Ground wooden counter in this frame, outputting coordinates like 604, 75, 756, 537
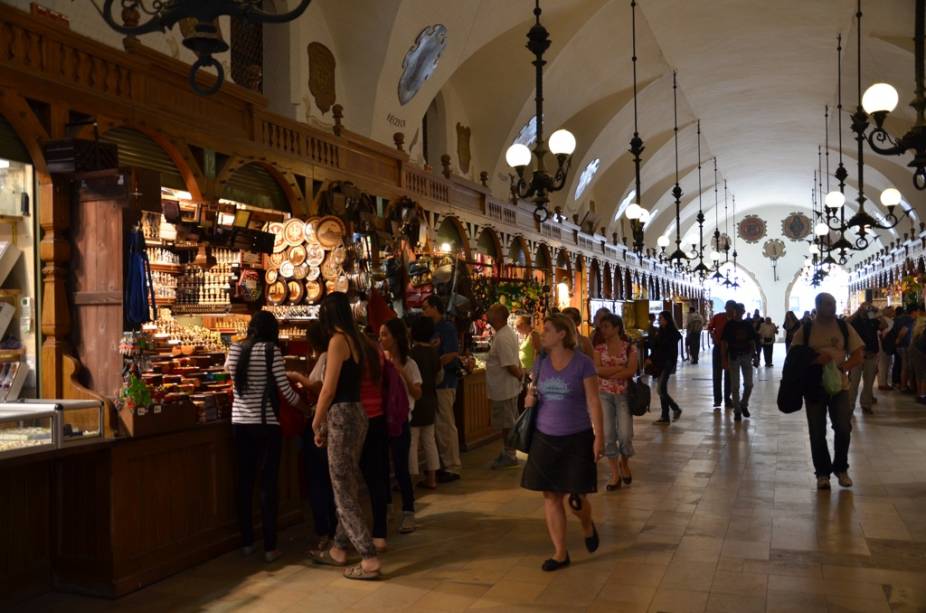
453, 369, 500, 451
0, 423, 303, 605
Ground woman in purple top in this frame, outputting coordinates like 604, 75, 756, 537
522, 313, 604, 572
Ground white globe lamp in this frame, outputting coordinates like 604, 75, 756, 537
548, 129, 577, 156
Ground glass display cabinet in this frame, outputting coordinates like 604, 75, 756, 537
0, 402, 56, 459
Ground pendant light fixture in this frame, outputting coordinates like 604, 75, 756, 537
506, 0, 578, 224
691, 121, 710, 278
722, 180, 733, 287
825, 34, 854, 264
860, 0, 926, 190
668, 71, 690, 268
710, 157, 724, 280
624, 0, 650, 253
730, 193, 740, 288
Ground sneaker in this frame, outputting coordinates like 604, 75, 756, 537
713, 402, 721, 409
835, 472, 853, 487
817, 476, 831, 490
742, 407, 751, 418
398, 511, 417, 534
491, 454, 519, 469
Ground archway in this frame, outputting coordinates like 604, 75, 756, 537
506, 236, 531, 280
534, 243, 552, 285
436, 215, 469, 258
706, 263, 768, 316
785, 266, 852, 317
474, 227, 501, 277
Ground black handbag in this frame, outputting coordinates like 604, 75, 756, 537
626, 376, 651, 417
507, 354, 544, 453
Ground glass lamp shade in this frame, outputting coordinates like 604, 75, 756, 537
710, 250, 721, 261
814, 222, 829, 237
824, 190, 846, 209
809, 244, 820, 255
862, 82, 899, 114
657, 235, 670, 248
637, 209, 651, 224
880, 187, 902, 207
548, 129, 577, 155
505, 143, 532, 168
625, 203, 643, 220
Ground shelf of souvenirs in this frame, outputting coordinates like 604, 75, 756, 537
262, 305, 321, 323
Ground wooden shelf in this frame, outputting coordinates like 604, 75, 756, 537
0, 347, 26, 362
150, 263, 181, 273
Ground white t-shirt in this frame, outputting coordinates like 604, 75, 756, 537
399, 357, 423, 415
486, 325, 522, 401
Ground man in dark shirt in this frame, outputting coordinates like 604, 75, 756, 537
708, 300, 736, 409
722, 303, 758, 420
423, 295, 462, 482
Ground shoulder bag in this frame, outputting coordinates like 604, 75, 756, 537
508, 353, 544, 453
622, 341, 651, 416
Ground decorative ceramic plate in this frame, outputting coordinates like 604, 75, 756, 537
267, 280, 287, 305
306, 280, 324, 304
287, 280, 305, 304
279, 260, 295, 279
316, 217, 345, 249
270, 252, 285, 267
293, 263, 309, 280
334, 275, 349, 293
306, 243, 325, 267
782, 212, 813, 241
304, 218, 319, 243
282, 218, 305, 247
269, 222, 286, 253
307, 266, 321, 281
265, 269, 278, 285
321, 256, 340, 281
329, 244, 347, 266
288, 244, 307, 266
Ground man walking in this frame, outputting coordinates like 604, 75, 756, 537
423, 295, 463, 483
848, 302, 879, 414
685, 305, 704, 365
708, 300, 736, 409
721, 303, 758, 421
789, 293, 863, 490
485, 304, 523, 469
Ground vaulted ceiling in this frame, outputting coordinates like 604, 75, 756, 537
299, 0, 922, 280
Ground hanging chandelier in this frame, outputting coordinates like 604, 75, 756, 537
729, 193, 740, 288
860, 0, 926, 190
97, 0, 312, 95
823, 1, 909, 249
668, 71, 690, 269
506, 0, 577, 224
623, 0, 650, 253
691, 120, 710, 278
710, 158, 724, 280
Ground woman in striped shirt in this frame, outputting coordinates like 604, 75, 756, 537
224, 310, 306, 563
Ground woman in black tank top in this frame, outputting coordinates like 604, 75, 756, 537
310, 293, 381, 580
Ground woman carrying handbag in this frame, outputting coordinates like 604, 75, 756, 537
520, 313, 605, 572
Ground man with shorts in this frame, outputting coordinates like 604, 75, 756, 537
485, 304, 524, 469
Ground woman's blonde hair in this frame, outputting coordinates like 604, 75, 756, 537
544, 313, 577, 349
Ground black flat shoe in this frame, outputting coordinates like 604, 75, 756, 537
542, 554, 571, 572
585, 525, 599, 553
606, 481, 622, 492
672, 409, 682, 420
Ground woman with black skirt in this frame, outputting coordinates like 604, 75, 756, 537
651, 310, 683, 424
522, 313, 604, 572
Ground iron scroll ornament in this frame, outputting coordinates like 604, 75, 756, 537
398, 25, 448, 106
97, 0, 312, 95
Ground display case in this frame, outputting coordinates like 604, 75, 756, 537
42, 399, 104, 447
0, 402, 56, 459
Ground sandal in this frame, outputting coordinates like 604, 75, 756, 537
343, 564, 381, 581
309, 548, 348, 567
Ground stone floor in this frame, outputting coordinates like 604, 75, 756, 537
23, 344, 926, 612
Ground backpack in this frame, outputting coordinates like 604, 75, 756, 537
382, 360, 411, 438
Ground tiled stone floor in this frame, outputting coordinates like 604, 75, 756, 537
23, 345, 926, 612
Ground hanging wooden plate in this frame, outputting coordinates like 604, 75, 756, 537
267, 280, 287, 305
293, 263, 309, 280
282, 218, 305, 247
307, 266, 321, 281
265, 269, 278, 285
270, 251, 285, 267
329, 244, 347, 266
287, 280, 305, 304
306, 280, 324, 304
269, 222, 286, 253
279, 260, 295, 279
334, 275, 349, 293
321, 256, 340, 281
306, 243, 325, 267
316, 216, 346, 249
304, 217, 319, 243
288, 244, 307, 266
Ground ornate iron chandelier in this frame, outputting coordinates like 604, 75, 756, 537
506, 0, 577, 224
691, 120, 710, 278
667, 71, 690, 269
623, 0, 650, 253
710, 158, 724, 280
97, 0, 311, 95
860, 0, 926, 190
823, 1, 909, 249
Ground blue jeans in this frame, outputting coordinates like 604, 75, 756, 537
727, 353, 754, 416
599, 391, 634, 458
657, 370, 680, 420
805, 391, 852, 476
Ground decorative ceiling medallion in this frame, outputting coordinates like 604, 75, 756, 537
762, 238, 786, 260
781, 212, 813, 241
398, 24, 448, 106
737, 214, 767, 244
